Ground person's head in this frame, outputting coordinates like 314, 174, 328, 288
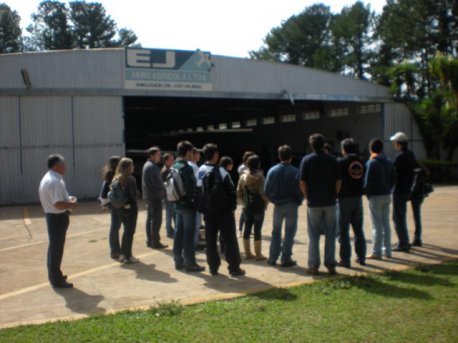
309, 133, 325, 152
103, 155, 121, 180
147, 146, 161, 163
341, 138, 357, 155
242, 150, 255, 164
246, 155, 261, 174
369, 139, 384, 154
323, 143, 332, 154
220, 156, 234, 171
47, 154, 66, 175
390, 132, 408, 150
114, 157, 134, 184
278, 145, 293, 163
177, 141, 194, 160
192, 147, 202, 164
163, 153, 175, 168
202, 143, 219, 163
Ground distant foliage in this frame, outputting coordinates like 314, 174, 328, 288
0, 3, 22, 53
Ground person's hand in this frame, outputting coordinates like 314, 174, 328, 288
69, 196, 78, 209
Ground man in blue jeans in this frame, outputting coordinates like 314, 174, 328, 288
300, 134, 341, 276
172, 141, 205, 272
265, 145, 303, 267
337, 138, 366, 268
391, 132, 418, 252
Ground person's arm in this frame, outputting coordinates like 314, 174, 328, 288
336, 180, 342, 195
258, 175, 270, 205
54, 200, 77, 210
300, 180, 307, 198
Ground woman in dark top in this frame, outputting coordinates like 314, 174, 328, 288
112, 157, 139, 263
100, 156, 121, 259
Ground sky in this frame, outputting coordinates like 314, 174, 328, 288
12, 0, 387, 58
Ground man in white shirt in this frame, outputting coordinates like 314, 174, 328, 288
38, 154, 77, 288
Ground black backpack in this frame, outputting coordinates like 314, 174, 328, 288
202, 166, 229, 213
243, 186, 265, 213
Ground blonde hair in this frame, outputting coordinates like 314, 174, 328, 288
113, 157, 133, 186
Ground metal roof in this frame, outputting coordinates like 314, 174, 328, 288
0, 48, 391, 102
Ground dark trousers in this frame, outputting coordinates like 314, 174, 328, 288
108, 204, 122, 255
411, 196, 424, 241
119, 207, 138, 259
243, 209, 265, 240
393, 193, 410, 247
46, 212, 69, 286
338, 197, 366, 263
145, 199, 163, 245
204, 211, 241, 273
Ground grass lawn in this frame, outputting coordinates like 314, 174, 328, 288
1, 261, 457, 343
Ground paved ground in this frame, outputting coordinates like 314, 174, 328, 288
0, 186, 457, 328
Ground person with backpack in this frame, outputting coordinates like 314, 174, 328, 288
409, 165, 431, 247
142, 146, 168, 250
171, 141, 205, 272
111, 157, 140, 264
237, 155, 269, 260
198, 144, 245, 276
161, 153, 176, 239
99, 156, 121, 259
265, 145, 303, 267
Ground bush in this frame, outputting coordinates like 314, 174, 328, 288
421, 160, 458, 183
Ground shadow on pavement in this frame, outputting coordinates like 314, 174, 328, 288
120, 262, 178, 284
53, 287, 105, 315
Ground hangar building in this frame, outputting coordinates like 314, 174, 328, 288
0, 48, 424, 204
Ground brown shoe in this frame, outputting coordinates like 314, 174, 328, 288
367, 254, 382, 260
306, 267, 319, 276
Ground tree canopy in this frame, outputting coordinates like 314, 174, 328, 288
0, 3, 22, 52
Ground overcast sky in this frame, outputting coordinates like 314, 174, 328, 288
13, 0, 387, 57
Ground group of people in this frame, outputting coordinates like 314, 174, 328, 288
38, 131, 428, 288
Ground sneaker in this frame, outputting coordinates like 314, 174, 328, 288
267, 259, 277, 266
281, 259, 297, 267
327, 266, 337, 276
229, 268, 246, 277
392, 245, 410, 252
118, 254, 127, 263
210, 269, 219, 276
355, 258, 366, 266
337, 260, 351, 268
185, 263, 205, 272
110, 252, 121, 260
411, 240, 422, 247
151, 242, 168, 249
175, 263, 185, 271
306, 267, 319, 276
126, 256, 139, 264
52, 281, 73, 289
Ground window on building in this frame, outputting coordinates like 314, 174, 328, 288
280, 114, 296, 123
219, 123, 227, 130
359, 103, 382, 114
231, 121, 241, 129
262, 116, 275, 125
329, 107, 349, 117
302, 111, 320, 120
246, 119, 257, 127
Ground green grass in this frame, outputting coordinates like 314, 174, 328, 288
1, 261, 457, 343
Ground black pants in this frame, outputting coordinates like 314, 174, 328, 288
145, 199, 163, 245
119, 206, 138, 259
204, 211, 241, 274
46, 212, 69, 286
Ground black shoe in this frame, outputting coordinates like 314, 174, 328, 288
175, 263, 185, 270
267, 259, 277, 266
355, 258, 366, 266
281, 259, 297, 267
337, 260, 351, 268
411, 240, 422, 247
229, 268, 246, 277
327, 266, 337, 276
393, 245, 410, 252
53, 281, 73, 289
151, 242, 168, 249
185, 264, 205, 272
210, 270, 219, 276
195, 243, 206, 251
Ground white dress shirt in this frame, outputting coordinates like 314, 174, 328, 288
38, 170, 70, 214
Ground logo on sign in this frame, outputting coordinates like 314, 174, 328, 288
348, 160, 364, 180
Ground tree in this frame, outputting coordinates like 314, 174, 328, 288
26, 0, 74, 50
250, 4, 340, 72
69, 1, 117, 48
329, 1, 375, 79
0, 3, 21, 53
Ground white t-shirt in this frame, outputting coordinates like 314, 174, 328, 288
38, 170, 70, 214
189, 161, 201, 187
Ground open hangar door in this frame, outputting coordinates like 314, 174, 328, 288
123, 96, 383, 180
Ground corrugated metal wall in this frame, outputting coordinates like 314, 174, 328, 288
0, 95, 124, 205
384, 103, 426, 160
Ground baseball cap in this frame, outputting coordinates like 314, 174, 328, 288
390, 132, 408, 142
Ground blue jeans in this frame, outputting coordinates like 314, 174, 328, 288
119, 206, 138, 259
269, 203, 299, 263
393, 193, 410, 247
368, 195, 392, 257
145, 199, 163, 246
243, 209, 264, 241
173, 208, 197, 267
164, 200, 175, 236
307, 206, 337, 268
194, 212, 203, 245
411, 197, 423, 241
338, 197, 366, 263
108, 204, 122, 255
